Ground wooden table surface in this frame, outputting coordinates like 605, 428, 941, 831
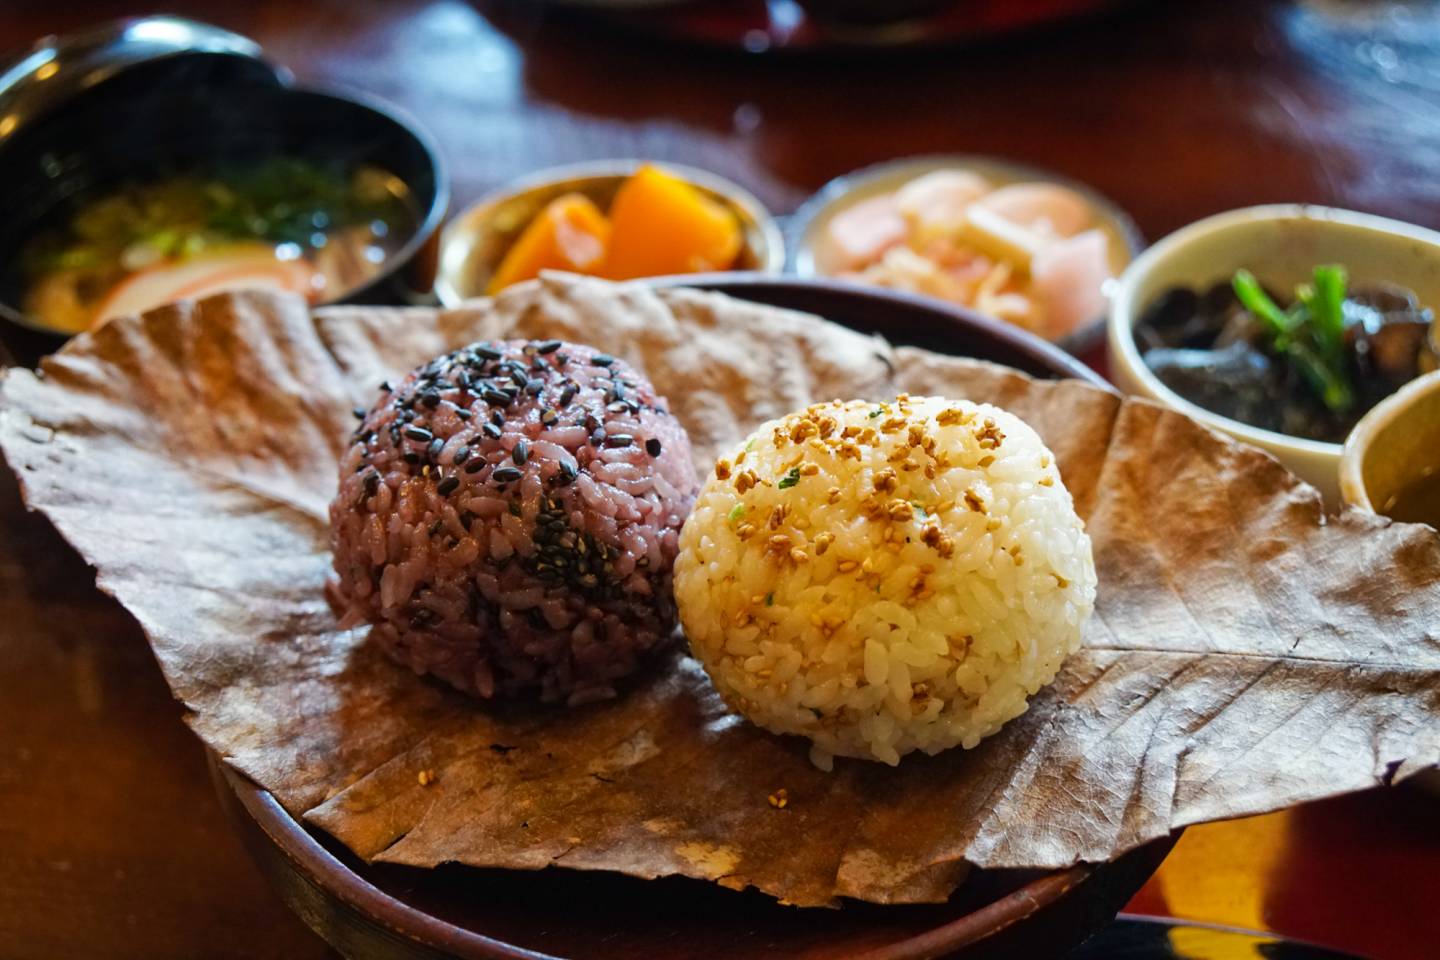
1, 1, 1437, 958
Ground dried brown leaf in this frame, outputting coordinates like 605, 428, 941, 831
2, 276, 1436, 907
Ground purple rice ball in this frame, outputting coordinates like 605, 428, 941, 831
328, 339, 698, 705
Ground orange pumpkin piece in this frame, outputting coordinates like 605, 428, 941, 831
486, 193, 610, 294
602, 165, 742, 280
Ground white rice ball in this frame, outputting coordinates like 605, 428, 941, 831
674, 396, 1096, 768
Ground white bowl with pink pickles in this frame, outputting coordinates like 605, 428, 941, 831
788, 155, 1142, 354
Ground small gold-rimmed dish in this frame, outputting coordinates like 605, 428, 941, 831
434, 160, 783, 306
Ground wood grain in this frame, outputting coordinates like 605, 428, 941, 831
3, 1, 1440, 957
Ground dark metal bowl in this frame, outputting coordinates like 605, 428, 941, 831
209, 278, 1162, 960
0, 17, 447, 353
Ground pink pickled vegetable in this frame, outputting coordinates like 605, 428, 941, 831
894, 170, 990, 232
1031, 229, 1112, 339
824, 195, 906, 270
976, 183, 1093, 238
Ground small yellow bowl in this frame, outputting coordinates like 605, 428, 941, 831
434, 160, 783, 306
1339, 368, 1440, 525
1339, 368, 1440, 796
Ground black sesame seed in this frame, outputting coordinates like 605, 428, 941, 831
363, 471, 380, 496
591, 353, 615, 367
461, 510, 477, 527
512, 440, 529, 465
483, 388, 511, 406
540, 408, 558, 426
507, 499, 523, 516
427, 437, 445, 461
352, 407, 367, 420
536, 340, 562, 354
606, 402, 628, 414
555, 353, 569, 365
465, 457, 487, 474
604, 434, 634, 449
525, 379, 543, 395
559, 383, 578, 407
583, 414, 600, 432
429, 520, 445, 536
379, 381, 392, 393
453, 446, 471, 465
455, 408, 472, 421
474, 345, 502, 361
437, 476, 460, 496
482, 422, 502, 439
645, 438, 662, 457
491, 410, 505, 426
557, 460, 578, 484
506, 367, 529, 388
402, 452, 421, 465
403, 425, 433, 443
492, 466, 523, 483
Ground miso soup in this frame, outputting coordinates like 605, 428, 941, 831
20, 156, 417, 334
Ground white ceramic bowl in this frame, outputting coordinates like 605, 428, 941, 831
788, 155, 1141, 355
1108, 205, 1440, 504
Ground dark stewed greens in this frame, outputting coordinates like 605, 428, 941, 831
1136, 266, 1438, 443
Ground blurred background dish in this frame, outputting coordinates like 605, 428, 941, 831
491, 0, 1131, 54
434, 160, 782, 305
1108, 205, 1440, 504
0, 16, 446, 345
789, 155, 1140, 354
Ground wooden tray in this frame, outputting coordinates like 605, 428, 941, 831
211, 279, 1173, 960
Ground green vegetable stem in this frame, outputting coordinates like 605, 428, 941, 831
1232, 266, 1356, 414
